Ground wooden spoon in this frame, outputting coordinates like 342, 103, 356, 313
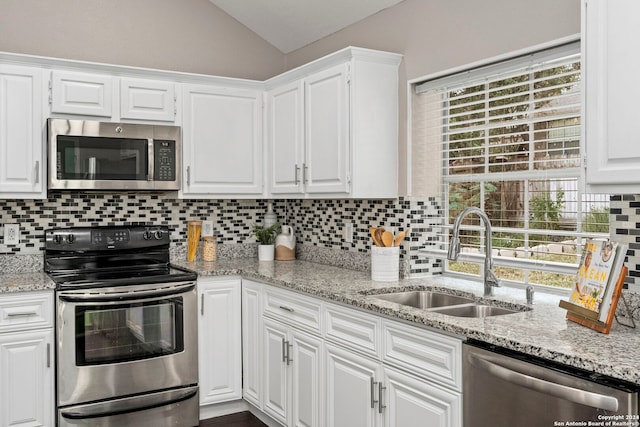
393, 228, 410, 247
374, 227, 385, 247
381, 230, 394, 247
369, 227, 381, 247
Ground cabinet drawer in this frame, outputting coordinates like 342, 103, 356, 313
263, 287, 322, 334
0, 291, 54, 332
324, 303, 380, 358
382, 320, 462, 391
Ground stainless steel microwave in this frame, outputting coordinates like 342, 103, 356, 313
47, 119, 181, 191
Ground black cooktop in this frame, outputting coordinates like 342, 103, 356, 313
49, 264, 197, 289
45, 225, 196, 289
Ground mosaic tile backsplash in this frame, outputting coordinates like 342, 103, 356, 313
3, 192, 640, 298
0, 193, 443, 277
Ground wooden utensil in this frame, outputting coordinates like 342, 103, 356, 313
369, 227, 381, 247
374, 227, 385, 247
381, 230, 394, 247
393, 228, 410, 247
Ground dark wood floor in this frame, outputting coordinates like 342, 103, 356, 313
199, 411, 267, 427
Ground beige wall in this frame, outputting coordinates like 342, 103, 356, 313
0, 0, 284, 80
285, 0, 581, 195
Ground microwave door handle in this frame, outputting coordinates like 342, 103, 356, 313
469, 353, 619, 412
147, 139, 154, 181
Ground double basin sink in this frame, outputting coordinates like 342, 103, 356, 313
371, 290, 525, 318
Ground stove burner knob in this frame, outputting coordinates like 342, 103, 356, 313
67, 234, 75, 243
143, 231, 153, 240
53, 234, 63, 244
154, 230, 164, 240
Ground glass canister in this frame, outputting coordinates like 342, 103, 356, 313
187, 220, 202, 262
203, 236, 217, 262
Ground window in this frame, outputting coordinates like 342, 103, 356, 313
412, 40, 610, 289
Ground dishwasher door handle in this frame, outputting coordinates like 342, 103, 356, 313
469, 353, 619, 412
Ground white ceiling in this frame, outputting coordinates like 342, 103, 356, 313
209, 0, 405, 53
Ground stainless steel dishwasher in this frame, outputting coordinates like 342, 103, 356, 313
463, 340, 639, 427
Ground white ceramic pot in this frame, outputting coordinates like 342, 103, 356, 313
258, 244, 275, 261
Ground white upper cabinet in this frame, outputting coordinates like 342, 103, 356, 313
181, 83, 263, 198
0, 64, 45, 199
304, 63, 350, 195
120, 78, 177, 122
268, 80, 305, 194
583, 0, 640, 193
266, 47, 402, 199
51, 70, 114, 117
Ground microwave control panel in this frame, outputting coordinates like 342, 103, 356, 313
154, 140, 176, 181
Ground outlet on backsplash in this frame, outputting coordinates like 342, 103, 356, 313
4, 224, 19, 245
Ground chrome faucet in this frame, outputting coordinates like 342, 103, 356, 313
447, 207, 501, 296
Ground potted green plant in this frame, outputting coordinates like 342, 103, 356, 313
251, 222, 281, 261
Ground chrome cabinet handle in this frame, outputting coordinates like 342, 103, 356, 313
294, 164, 300, 185
200, 294, 204, 316
7, 311, 38, 317
286, 342, 293, 365
34, 161, 40, 184
370, 377, 377, 409
282, 338, 287, 363
302, 163, 308, 184
46, 343, 51, 368
378, 382, 386, 413
469, 353, 619, 411
279, 305, 294, 313
186, 166, 191, 186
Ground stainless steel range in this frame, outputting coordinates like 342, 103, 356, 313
45, 225, 199, 427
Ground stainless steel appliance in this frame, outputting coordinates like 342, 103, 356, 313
45, 226, 199, 427
463, 340, 639, 427
47, 119, 181, 191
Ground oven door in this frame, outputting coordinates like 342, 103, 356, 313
56, 281, 198, 407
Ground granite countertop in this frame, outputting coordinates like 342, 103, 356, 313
0, 271, 55, 293
174, 257, 640, 386
3, 258, 639, 385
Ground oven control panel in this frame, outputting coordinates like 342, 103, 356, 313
45, 226, 170, 251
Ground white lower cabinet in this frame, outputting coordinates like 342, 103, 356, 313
240, 282, 462, 427
0, 291, 54, 427
325, 343, 382, 427
263, 317, 323, 427
242, 279, 264, 409
384, 367, 461, 427
198, 277, 242, 406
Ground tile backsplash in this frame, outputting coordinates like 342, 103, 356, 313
3, 192, 639, 295
0, 193, 442, 277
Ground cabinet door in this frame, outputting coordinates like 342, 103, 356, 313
51, 70, 113, 117
198, 277, 242, 405
384, 367, 461, 427
120, 78, 176, 122
0, 65, 44, 198
242, 280, 263, 408
0, 329, 54, 427
325, 343, 381, 427
182, 84, 263, 196
268, 80, 304, 194
584, 0, 640, 191
290, 329, 323, 427
304, 64, 350, 194
263, 319, 289, 426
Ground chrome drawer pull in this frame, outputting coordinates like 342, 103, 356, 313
279, 305, 294, 313
7, 311, 38, 317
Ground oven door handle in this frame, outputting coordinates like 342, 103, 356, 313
59, 385, 198, 420
58, 282, 196, 303
469, 352, 620, 412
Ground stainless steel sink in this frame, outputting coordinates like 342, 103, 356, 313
372, 291, 475, 309
432, 304, 520, 317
